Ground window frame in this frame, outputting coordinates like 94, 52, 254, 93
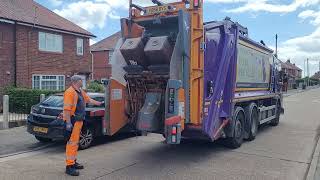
76, 38, 84, 56
32, 75, 65, 91
108, 50, 114, 61
38, 32, 63, 53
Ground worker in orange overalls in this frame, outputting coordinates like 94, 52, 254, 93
63, 75, 103, 176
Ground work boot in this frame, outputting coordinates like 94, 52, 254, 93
65, 165, 80, 176
74, 161, 84, 170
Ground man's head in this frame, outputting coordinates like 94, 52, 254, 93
71, 75, 83, 89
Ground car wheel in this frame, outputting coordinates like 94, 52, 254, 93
35, 136, 52, 143
79, 127, 94, 150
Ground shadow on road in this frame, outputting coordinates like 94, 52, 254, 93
50, 133, 139, 153
42, 123, 282, 164
125, 123, 284, 169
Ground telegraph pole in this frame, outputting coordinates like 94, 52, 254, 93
307, 58, 310, 86
304, 59, 306, 78
275, 34, 278, 58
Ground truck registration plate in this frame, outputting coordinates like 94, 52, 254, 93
146, 6, 169, 15
33, 126, 48, 134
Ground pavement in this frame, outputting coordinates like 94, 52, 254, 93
283, 85, 319, 97
0, 88, 320, 180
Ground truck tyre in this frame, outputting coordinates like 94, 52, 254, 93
79, 126, 94, 150
223, 106, 245, 149
35, 136, 52, 143
245, 103, 259, 141
270, 102, 281, 126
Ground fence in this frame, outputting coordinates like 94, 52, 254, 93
1, 94, 45, 129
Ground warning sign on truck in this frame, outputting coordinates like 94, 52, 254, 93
111, 89, 122, 100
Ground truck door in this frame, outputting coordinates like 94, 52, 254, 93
104, 79, 128, 136
202, 23, 238, 140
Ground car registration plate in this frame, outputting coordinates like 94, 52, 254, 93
146, 5, 169, 15
33, 126, 48, 134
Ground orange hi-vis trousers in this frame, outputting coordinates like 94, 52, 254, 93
66, 121, 83, 166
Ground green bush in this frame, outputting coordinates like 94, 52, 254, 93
4, 87, 60, 114
87, 81, 105, 93
296, 78, 319, 86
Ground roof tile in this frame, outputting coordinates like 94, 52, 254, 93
91, 32, 121, 52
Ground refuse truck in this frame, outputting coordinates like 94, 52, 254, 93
103, 0, 284, 148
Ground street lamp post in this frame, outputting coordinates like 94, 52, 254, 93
307, 58, 309, 86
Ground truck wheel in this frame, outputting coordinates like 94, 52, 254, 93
270, 102, 281, 126
79, 126, 94, 150
223, 106, 245, 149
245, 103, 259, 141
35, 136, 52, 143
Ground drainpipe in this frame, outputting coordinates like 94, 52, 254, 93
13, 22, 17, 87
90, 51, 94, 80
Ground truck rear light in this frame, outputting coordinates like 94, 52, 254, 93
168, 88, 175, 113
172, 126, 177, 135
194, 0, 199, 7
90, 110, 105, 117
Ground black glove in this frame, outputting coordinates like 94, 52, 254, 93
64, 122, 73, 141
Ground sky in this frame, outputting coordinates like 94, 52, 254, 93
35, 0, 320, 77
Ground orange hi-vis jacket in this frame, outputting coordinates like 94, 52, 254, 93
63, 86, 90, 122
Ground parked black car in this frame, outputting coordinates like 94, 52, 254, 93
27, 93, 105, 149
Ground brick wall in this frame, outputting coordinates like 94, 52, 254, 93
0, 22, 15, 110
16, 25, 92, 88
92, 50, 112, 81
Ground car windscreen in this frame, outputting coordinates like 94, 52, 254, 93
41, 95, 105, 108
41, 95, 64, 107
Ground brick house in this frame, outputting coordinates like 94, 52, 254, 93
0, 0, 95, 98
312, 72, 320, 80
90, 32, 121, 82
281, 60, 302, 89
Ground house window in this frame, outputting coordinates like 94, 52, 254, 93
76, 38, 84, 55
39, 32, 63, 53
108, 50, 114, 61
32, 75, 65, 91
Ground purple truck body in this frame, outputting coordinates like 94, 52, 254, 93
201, 20, 277, 141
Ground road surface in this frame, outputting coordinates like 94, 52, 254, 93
0, 88, 319, 180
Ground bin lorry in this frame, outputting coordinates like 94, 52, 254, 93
102, 0, 284, 148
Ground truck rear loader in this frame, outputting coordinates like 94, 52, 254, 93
102, 0, 284, 148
